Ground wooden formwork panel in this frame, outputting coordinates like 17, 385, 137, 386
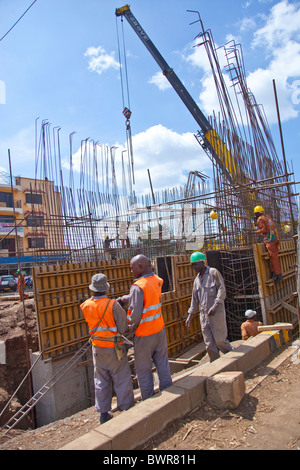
253, 240, 298, 327
171, 255, 195, 298
33, 259, 133, 359
169, 255, 202, 353
33, 256, 201, 360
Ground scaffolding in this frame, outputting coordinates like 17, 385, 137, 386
2, 13, 298, 345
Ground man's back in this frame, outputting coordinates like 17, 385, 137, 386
241, 319, 263, 340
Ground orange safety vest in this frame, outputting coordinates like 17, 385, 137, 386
80, 298, 121, 348
128, 274, 164, 337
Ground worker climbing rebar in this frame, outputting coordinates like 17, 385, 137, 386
254, 206, 282, 283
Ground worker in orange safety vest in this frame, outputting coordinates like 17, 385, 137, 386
254, 206, 282, 283
117, 255, 172, 400
80, 273, 134, 424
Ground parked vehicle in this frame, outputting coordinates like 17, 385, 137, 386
25, 276, 33, 290
0, 275, 18, 292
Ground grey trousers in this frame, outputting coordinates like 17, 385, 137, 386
200, 308, 233, 362
133, 328, 173, 400
92, 345, 134, 413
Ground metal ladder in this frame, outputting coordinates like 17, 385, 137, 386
1, 339, 92, 436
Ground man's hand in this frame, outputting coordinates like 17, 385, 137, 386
116, 297, 125, 307
185, 313, 193, 330
207, 304, 217, 317
79, 295, 88, 305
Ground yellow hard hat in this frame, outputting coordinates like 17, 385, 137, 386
254, 206, 264, 214
209, 210, 218, 220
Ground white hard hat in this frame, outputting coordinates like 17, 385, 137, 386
245, 309, 257, 318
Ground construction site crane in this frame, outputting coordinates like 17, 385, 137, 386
115, 5, 242, 185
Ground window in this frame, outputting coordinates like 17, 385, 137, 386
28, 238, 45, 248
0, 215, 14, 223
26, 193, 43, 205
27, 215, 44, 227
0, 192, 13, 207
0, 238, 11, 249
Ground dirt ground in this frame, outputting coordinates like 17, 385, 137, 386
1, 337, 300, 451
138, 344, 300, 451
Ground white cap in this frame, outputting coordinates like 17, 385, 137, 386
245, 309, 257, 318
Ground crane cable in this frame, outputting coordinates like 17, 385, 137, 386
116, 15, 135, 185
0, 0, 39, 43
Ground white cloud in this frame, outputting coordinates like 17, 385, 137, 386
130, 125, 210, 195
252, 0, 300, 48
66, 125, 211, 195
84, 46, 120, 75
185, 41, 212, 74
240, 16, 257, 31
148, 72, 172, 90
248, 0, 300, 123
181, 1, 300, 126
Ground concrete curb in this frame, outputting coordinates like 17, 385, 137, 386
59, 329, 292, 451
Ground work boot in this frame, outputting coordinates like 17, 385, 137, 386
275, 274, 283, 283
269, 272, 276, 280
100, 411, 113, 424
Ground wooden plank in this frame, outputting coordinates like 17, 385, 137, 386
257, 323, 294, 332
281, 301, 299, 317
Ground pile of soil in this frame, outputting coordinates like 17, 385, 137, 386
0, 297, 39, 429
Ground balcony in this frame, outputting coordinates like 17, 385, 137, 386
0, 206, 23, 215
0, 222, 24, 238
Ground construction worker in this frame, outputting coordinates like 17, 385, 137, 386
241, 309, 263, 340
17, 269, 28, 301
117, 255, 172, 400
103, 235, 116, 260
254, 206, 282, 283
80, 273, 134, 424
186, 252, 234, 362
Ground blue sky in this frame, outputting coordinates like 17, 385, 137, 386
0, 0, 300, 197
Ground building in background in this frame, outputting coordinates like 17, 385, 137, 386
0, 176, 67, 274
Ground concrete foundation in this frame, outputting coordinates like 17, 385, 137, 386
27, 325, 292, 445
30, 349, 94, 427
60, 328, 293, 450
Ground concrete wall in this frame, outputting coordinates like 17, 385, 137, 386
30, 349, 94, 427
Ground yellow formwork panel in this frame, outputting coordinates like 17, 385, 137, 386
33, 255, 200, 360
253, 240, 298, 327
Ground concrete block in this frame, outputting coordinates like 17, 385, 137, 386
206, 371, 245, 410
191, 354, 239, 378
175, 374, 206, 410
60, 429, 112, 451
225, 334, 272, 373
106, 385, 191, 450
62, 384, 191, 451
